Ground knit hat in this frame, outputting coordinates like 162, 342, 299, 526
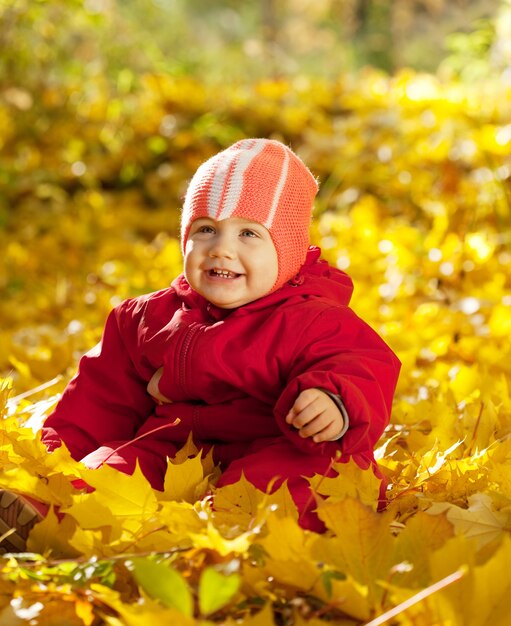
181, 138, 318, 289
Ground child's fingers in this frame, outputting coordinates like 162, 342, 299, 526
287, 402, 321, 429
286, 389, 321, 425
147, 372, 161, 398
286, 389, 344, 442
296, 412, 332, 438
147, 367, 172, 403
312, 422, 344, 442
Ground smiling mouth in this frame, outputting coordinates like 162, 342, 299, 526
208, 269, 241, 279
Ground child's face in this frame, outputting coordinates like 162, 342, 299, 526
184, 217, 279, 309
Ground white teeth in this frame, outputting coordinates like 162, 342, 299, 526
211, 269, 236, 277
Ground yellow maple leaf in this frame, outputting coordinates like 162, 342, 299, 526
488, 462, 511, 500
67, 526, 110, 558
251, 514, 325, 595
212, 474, 298, 531
27, 506, 80, 558
62, 495, 177, 557
0, 425, 82, 506
311, 575, 371, 622
469, 535, 511, 626
427, 536, 476, 624
28, 439, 81, 477
63, 493, 119, 530
308, 459, 382, 509
394, 511, 454, 587
258, 514, 309, 563
189, 522, 255, 556
263, 480, 299, 522
158, 500, 206, 535
170, 434, 217, 478
77, 462, 158, 518
213, 473, 261, 523
171, 433, 200, 464
0, 465, 76, 508
159, 454, 208, 503
426, 493, 509, 548
129, 526, 192, 554
428, 535, 511, 626
401, 439, 465, 492
313, 498, 394, 605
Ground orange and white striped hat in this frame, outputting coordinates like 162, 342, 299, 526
181, 138, 318, 289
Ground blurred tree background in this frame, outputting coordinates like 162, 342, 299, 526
3, 0, 508, 82
1, 0, 511, 388
2, 0, 511, 390
117, 0, 505, 77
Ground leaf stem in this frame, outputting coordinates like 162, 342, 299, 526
363, 568, 465, 626
466, 401, 484, 456
100, 420, 181, 465
9, 376, 63, 404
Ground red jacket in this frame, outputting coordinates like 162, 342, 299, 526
42, 247, 400, 530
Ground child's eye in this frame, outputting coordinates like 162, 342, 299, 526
240, 229, 258, 238
197, 225, 215, 234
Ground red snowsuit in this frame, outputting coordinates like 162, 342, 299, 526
42, 247, 400, 530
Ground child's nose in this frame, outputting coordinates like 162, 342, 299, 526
208, 234, 236, 259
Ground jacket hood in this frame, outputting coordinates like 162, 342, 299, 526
171, 246, 353, 320
284, 246, 354, 306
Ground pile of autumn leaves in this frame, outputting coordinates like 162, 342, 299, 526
2, 69, 511, 625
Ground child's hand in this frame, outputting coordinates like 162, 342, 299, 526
147, 367, 172, 404
285, 388, 344, 443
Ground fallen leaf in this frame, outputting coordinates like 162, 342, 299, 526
427, 493, 509, 547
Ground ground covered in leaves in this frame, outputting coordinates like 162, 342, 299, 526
1, 64, 511, 624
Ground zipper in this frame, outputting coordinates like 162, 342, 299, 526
179, 321, 201, 395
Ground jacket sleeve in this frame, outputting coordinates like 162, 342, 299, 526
41, 301, 154, 461
273, 306, 401, 458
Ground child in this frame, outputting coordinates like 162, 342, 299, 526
6, 139, 400, 548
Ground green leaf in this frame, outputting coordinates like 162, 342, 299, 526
131, 557, 193, 616
321, 569, 347, 598
198, 567, 241, 616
